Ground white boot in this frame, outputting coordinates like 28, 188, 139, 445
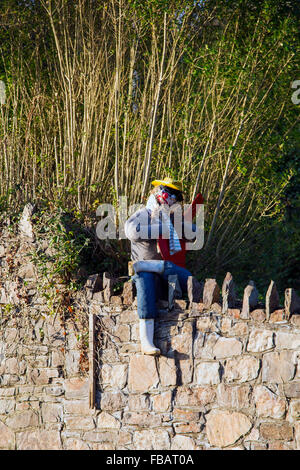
139, 319, 160, 356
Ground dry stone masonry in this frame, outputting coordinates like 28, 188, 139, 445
0, 205, 300, 450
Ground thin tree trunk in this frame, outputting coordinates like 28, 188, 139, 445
192, 120, 215, 201
205, 115, 246, 250
141, 12, 167, 200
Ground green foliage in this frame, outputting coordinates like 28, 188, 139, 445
0, 0, 299, 290
30, 205, 91, 284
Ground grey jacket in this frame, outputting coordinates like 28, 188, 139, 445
124, 208, 162, 261
124, 207, 196, 262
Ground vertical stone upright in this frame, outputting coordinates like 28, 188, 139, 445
187, 276, 203, 304
241, 281, 258, 319
128, 261, 134, 276
85, 274, 103, 300
18, 203, 36, 242
168, 275, 182, 310
284, 288, 300, 320
122, 281, 136, 305
203, 279, 220, 308
222, 272, 236, 314
265, 280, 280, 320
103, 272, 115, 303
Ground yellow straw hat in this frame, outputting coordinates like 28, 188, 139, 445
151, 177, 183, 193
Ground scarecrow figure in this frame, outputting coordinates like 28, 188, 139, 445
125, 177, 201, 356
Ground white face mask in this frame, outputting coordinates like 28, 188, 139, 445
156, 187, 177, 207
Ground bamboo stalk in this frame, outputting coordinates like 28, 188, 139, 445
141, 12, 167, 200
205, 114, 246, 250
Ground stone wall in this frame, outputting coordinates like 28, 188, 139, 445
0, 206, 300, 450
87, 289, 300, 451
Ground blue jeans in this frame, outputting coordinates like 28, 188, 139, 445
132, 261, 192, 319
